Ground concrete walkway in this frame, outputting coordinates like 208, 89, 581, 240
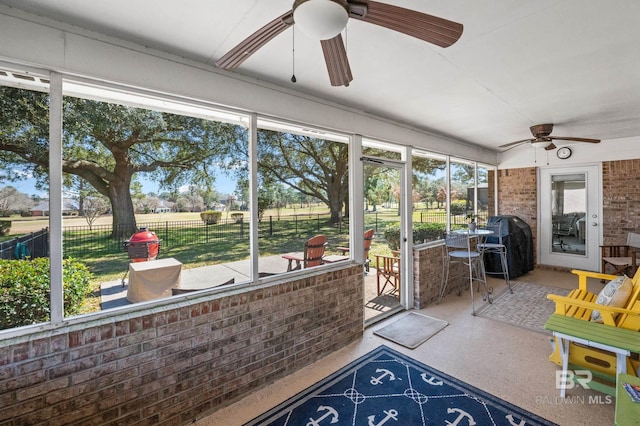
100, 255, 291, 309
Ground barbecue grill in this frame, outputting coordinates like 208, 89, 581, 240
121, 227, 161, 286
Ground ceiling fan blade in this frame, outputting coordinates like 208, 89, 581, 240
215, 10, 294, 70
545, 142, 557, 151
321, 34, 353, 87
349, 1, 463, 48
498, 138, 533, 149
550, 136, 601, 144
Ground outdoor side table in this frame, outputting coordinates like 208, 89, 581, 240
127, 257, 182, 303
323, 255, 349, 264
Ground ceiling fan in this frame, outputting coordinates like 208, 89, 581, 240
499, 124, 601, 151
215, 0, 463, 87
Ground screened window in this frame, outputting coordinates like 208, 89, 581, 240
0, 70, 51, 330
256, 119, 351, 275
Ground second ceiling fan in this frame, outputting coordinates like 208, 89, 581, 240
215, 0, 463, 87
499, 124, 601, 151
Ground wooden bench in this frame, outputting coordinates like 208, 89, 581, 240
545, 314, 640, 396
545, 269, 640, 396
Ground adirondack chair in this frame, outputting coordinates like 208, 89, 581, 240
545, 269, 640, 395
282, 235, 328, 271
336, 229, 375, 273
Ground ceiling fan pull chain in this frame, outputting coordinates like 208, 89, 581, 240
291, 27, 297, 83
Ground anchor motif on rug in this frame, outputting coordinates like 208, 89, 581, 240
445, 407, 476, 426
370, 368, 397, 385
367, 409, 398, 426
306, 405, 338, 426
421, 372, 443, 386
247, 347, 557, 426
505, 414, 527, 426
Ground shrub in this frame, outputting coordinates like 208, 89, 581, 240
231, 212, 244, 223
200, 210, 222, 225
382, 225, 399, 250
450, 200, 467, 215
0, 220, 11, 236
414, 222, 446, 243
0, 257, 92, 329
383, 222, 446, 250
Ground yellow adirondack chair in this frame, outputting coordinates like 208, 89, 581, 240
547, 270, 640, 380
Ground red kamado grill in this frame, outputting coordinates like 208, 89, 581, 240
121, 227, 161, 286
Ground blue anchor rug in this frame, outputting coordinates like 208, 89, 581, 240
244, 345, 557, 426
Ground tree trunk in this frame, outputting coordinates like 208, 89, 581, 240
329, 205, 342, 223
327, 181, 344, 223
109, 181, 137, 239
343, 193, 350, 218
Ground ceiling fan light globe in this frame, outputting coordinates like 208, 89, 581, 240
293, 0, 349, 40
531, 140, 553, 149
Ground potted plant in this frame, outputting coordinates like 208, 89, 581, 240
465, 213, 478, 231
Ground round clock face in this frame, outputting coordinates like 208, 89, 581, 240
557, 147, 572, 159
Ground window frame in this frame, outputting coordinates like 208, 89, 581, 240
0, 63, 498, 339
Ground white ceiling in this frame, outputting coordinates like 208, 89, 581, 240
1, 0, 639, 153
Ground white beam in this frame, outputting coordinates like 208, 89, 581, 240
49, 72, 64, 324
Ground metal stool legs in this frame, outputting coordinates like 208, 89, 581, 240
468, 251, 492, 315
439, 245, 461, 302
479, 244, 512, 294
496, 246, 513, 293
477, 222, 513, 294
439, 233, 493, 315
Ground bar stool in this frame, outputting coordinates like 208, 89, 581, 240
477, 222, 513, 294
439, 231, 492, 315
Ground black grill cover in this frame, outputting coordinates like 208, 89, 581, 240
483, 215, 534, 279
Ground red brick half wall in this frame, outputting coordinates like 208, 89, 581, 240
0, 265, 363, 425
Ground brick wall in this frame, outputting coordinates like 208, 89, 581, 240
0, 265, 363, 425
602, 159, 640, 244
496, 167, 537, 226
496, 167, 538, 263
412, 244, 444, 309
497, 161, 640, 265
417, 241, 498, 312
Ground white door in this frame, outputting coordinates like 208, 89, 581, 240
539, 165, 601, 270
361, 157, 406, 325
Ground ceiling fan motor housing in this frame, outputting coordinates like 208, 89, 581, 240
530, 123, 554, 138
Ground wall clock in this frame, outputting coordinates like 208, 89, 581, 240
557, 147, 572, 159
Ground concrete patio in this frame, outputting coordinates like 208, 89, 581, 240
100, 255, 401, 321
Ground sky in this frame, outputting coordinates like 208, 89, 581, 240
6, 170, 238, 199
